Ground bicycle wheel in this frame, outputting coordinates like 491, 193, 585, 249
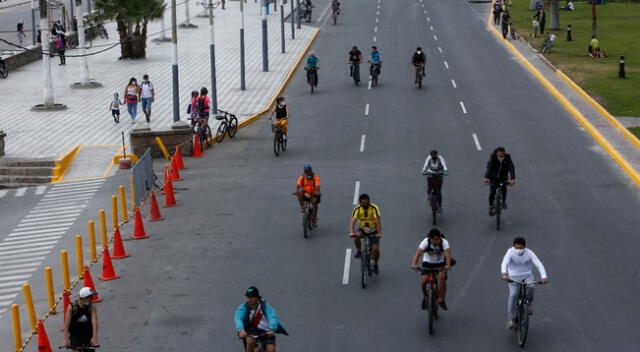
430, 194, 438, 226
428, 287, 437, 335
418, 74, 423, 89
517, 303, 530, 347
361, 251, 368, 289
303, 209, 310, 239
228, 116, 238, 138
281, 133, 287, 152
203, 124, 212, 146
273, 131, 281, 157
215, 122, 226, 143
495, 193, 502, 231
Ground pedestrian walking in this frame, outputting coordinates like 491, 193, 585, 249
56, 35, 66, 65
492, 2, 503, 25
124, 77, 140, 124
501, 10, 511, 39
109, 93, 122, 123
61, 287, 100, 350
140, 74, 155, 123
16, 20, 25, 47
532, 7, 546, 35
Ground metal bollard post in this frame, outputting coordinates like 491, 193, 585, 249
75, 235, 84, 279
45, 267, 56, 314
111, 195, 118, 229
619, 55, 626, 78
119, 185, 128, 223
99, 209, 108, 247
567, 24, 572, 41
12, 304, 22, 351
61, 250, 71, 290
290, 0, 295, 39
281, 5, 285, 53
88, 221, 97, 262
23, 284, 37, 332
296, 0, 301, 29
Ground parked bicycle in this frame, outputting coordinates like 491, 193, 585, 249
416, 268, 446, 335
270, 118, 287, 157
356, 229, 379, 289
214, 109, 239, 143
350, 61, 360, 86
539, 33, 555, 54
508, 279, 543, 347
421, 171, 447, 225
0, 59, 8, 79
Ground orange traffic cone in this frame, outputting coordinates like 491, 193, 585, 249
37, 320, 52, 352
111, 228, 130, 259
83, 266, 102, 303
175, 145, 185, 169
191, 134, 203, 157
99, 246, 120, 281
149, 192, 164, 221
132, 208, 150, 239
164, 166, 169, 184
60, 290, 70, 331
170, 157, 182, 181
164, 180, 177, 207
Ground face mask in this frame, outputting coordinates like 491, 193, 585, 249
83, 300, 92, 307
280, 101, 286, 106
417, 51, 422, 54
132, 82, 137, 85
515, 248, 525, 256
306, 175, 312, 179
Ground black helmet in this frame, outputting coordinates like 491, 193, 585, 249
417, 47, 423, 51
427, 228, 442, 238
245, 286, 261, 298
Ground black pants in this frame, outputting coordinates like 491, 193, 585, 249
489, 183, 507, 206
58, 49, 66, 64
501, 23, 509, 39
493, 11, 501, 25
350, 62, 360, 82
539, 20, 545, 35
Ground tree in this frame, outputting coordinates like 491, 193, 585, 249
94, 0, 166, 59
550, 0, 560, 30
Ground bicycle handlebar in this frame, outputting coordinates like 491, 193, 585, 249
421, 171, 448, 176
507, 279, 543, 285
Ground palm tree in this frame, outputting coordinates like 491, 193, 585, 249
94, 0, 166, 59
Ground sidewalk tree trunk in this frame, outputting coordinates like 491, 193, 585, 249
550, 0, 560, 30
94, 0, 165, 59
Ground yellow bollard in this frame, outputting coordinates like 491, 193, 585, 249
75, 235, 84, 279
155, 136, 171, 160
11, 304, 21, 352
45, 267, 56, 314
99, 209, 108, 247
130, 176, 136, 210
23, 284, 37, 332
88, 220, 97, 263
61, 250, 70, 290
111, 195, 118, 229
119, 185, 128, 223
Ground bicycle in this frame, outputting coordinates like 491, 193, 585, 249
59, 344, 100, 352
97, 23, 108, 39
421, 171, 447, 225
240, 333, 270, 352
214, 109, 239, 143
0, 59, 8, 79
416, 268, 446, 335
354, 229, 379, 289
306, 67, 318, 93
539, 33, 556, 54
507, 279, 543, 347
349, 61, 360, 86
489, 182, 507, 230
332, 9, 339, 25
301, 192, 315, 238
190, 114, 213, 149
302, 6, 314, 22
414, 63, 425, 89
270, 118, 287, 157
370, 63, 381, 87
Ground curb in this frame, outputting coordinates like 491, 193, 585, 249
487, 2, 640, 187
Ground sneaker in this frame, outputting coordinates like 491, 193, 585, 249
373, 265, 379, 275
283, 134, 287, 141
506, 320, 515, 329
132, 120, 136, 124
354, 251, 362, 259
488, 205, 495, 216
421, 298, 427, 310
438, 301, 448, 311
502, 200, 508, 209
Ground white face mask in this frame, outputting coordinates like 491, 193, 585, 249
515, 248, 525, 256
417, 51, 422, 54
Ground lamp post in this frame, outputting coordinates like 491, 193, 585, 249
71, 0, 101, 88
199, 0, 219, 111
240, 0, 246, 90
262, 0, 269, 72
171, 0, 180, 122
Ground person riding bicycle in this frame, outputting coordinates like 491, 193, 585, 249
331, 0, 341, 16
270, 97, 289, 141
347, 46, 362, 83
411, 47, 427, 82
501, 237, 549, 329
368, 46, 382, 77
235, 286, 288, 352
305, 51, 319, 86
302, 0, 313, 21
196, 87, 211, 125
295, 165, 320, 223
421, 150, 448, 214
62, 287, 99, 351
349, 193, 382, 275
483, 147, 515, 216
411, 228, 453, 311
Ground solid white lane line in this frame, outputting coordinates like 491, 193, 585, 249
460, 101, 468, 114
0, 257, 47, 265
0, 246, 55, 256
368, 80, 372, 90
316, 3, 331, 23
433, 34, 438, 41
365, 103, 370, 116
444, 61, 449, 69
353, 182, 360, 205
34, 186, 47, 195
20, 214, 78, 223
14, 188, 27, 197
0, 268, 37, 276
0, 190, 7, 198
360, 135, 366, 152
451, 79, 457, 88
472, 133, 482, 150
0, 262, 42, 270
343, 248, 352, 285
374, 26, 378, 32
376, 18, 378, 23
438, 46, 443, 53
9, 227, 70, 236
5, 233, 65, 241
376, 11, 379, 15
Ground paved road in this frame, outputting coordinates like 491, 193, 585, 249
4, 0, 640, 351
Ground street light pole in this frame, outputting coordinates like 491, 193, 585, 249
31, 0, 37, 45
75, 0, 90, 85
240, 0, 246, 90
171, 0, 180, 122
207, 0, 218, 112
38, 0, 54, 105
290, 0, 294, 39
262, 0, 269, 72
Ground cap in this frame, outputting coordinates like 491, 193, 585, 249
79, 287, 95, 299
303, 164, 312, 170
245, 286, 260, 298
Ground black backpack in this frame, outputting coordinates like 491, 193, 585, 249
197, 97, 207, 113
425, 234, 446, 254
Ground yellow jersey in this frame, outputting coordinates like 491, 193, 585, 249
352, 204, 381, 229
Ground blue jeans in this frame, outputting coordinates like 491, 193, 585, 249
141, 98, 152, 112
127, 103, 137, 120
507, 273, 535, 321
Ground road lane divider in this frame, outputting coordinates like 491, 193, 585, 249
433, 34, 438, 41
473, 133, 482, 151
427, 17, 430, 22
444, 61, 449, 69
360, 135, 366, 152
451, 79, 457, 88
438, 46, 442, 53
343, 249, 352, 285
365, 103, 370, 116
460, 101, 468, 114
353, 181, 361, 205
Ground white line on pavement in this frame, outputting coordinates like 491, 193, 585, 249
29, 205, 86, 214
20, 214, 79, 222
5, 233, 65, 241
35, 186, 47, 195
373, 36, 376, 42
365, 103, 370, 116
0, 268, 37, 276
48, 184, 102, 193
0, 300, 15, 306
24, 211, 82, 219
444, 61, 449, 69
0, 190, 7, 198
422, 4, 425, 7
360, 135, 366, 152
45, 187, 100, 195
427, 17, 431, 22
430, 25, 434, 31
0, 275, 32, 282
0, 251, 51, 261
0, 294, 18, 300
460, 101, 468, 114
0, 241, 59, 250
472, 133, 482, 150
51, 179, 105, 188
0, 281, 26, 288
451, 79, 457, 88
343, 248, 352, 285
0, 287, 22, 294
14, 188, 26, 197
376, 11, 379, 15
317, 3, 331, 23
424, 10, 427, 14
433, 34, 438, 41
43, 192, 97, 200
0, 257, 47, 266
0, 262, 42, 270
0, 246, 55, 256
368, 80, 372, 90
353, 182, 360, 205
17, 221, 73, 230
374, 26, 378, 32
9, 227, 70, 236
32, 202, 89, 211
438, 46, 443, 53
376, 18, 378, 23
38, 196, 94, 204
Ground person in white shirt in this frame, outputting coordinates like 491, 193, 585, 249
140, 74, 155, 123
501, 237, 549, 329
421, 150, 448, 213
411, 228, 454, 311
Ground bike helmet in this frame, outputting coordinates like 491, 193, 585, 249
303, 164, 312, 171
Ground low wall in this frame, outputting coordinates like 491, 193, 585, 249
130, 122, 193, 159
0, 130, 6, 157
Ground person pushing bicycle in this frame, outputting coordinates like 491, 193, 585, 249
349, 194, 382, 275
421, 150, 448, 214
295, 165, 321, 224
411, 228, 454, 311
483, 147, 515, 216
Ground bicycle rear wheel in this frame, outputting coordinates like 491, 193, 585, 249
303, 210, 310, 239
418, 74, 423, 89
273, 131, 281, 156
430, 197, 438, 226
495, 195, 502, 231
215, 122, 227, 143
361, 252, 368, 289
428, 287, 437, 335
517, 303, 530, 347
228, 116, 238, 138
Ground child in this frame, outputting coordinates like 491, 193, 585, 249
109, 93, 122, 123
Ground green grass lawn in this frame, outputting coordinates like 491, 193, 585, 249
508, 1, 640, 117
629, 127, 640, 139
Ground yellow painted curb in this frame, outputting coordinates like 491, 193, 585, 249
238, 28, 321, 129
52, 146, 81, 183
487, 3, 640, 186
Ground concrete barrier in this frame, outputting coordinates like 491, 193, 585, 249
130, 121, 193, 158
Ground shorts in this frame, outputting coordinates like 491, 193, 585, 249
302, 192, 321, 204
111, 109, 120, 116
357, 228, 380, 245
141, 97, 152, 111
245, 329, 276, 346
422, 258, 456, 270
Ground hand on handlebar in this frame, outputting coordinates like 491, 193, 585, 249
501, 273, 509, 281
483, 178, 490, 184
238, 329, 247, 338
540, 278, 549, 284
508, 180, 516, 186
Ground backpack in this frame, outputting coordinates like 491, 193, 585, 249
425, 235, 446, 254
493, 3, 501, 12
197, 97, 207, 113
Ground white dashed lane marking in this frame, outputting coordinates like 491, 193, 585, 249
473, 133, 482, 151
460, 101, 468, 114
451, 79, 457, 88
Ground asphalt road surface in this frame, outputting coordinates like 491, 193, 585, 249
3, 0, 640, 351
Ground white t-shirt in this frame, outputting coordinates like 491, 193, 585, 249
419, 238, 450, 264
500, 247, 547, 279
249, 305, 270, 331
140, 81, 154, 99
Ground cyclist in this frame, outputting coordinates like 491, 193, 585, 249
347, 46, 362, 83
411, 47, 426, 83
421, 150, 448, 214
235, 286, 288, 352
62, 287, 99, 351
196, 87, 211, 126
331, 0, 341, 18
301, 0, 314, 21
501, 237, 549, 329
483, 147, 515, 216
368, 46, 382, 77
305, 51, 319, 86
270, 97, 289, 141
295, 165, 320, 223
349, 194, 382, 275
411, 228, 453, 310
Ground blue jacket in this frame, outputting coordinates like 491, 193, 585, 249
234, 301, 288, 335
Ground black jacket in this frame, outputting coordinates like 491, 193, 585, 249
412, 52, 426, 65
484, 153, 515, 182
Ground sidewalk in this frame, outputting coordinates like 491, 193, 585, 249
487, 5, 640, 184
0, 1, 316, 167
0, 0, 29, 11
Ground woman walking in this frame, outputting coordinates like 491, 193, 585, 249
56, 35, 66, 65
124, 78, 140, 123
